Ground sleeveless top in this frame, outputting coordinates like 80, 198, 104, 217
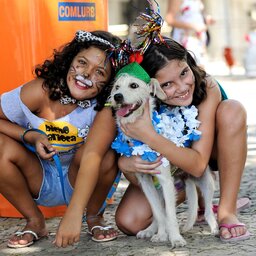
218, 82, 228, 100
171, 0, 207, 65
1, 86, 97, 162
172, 0, 207, 45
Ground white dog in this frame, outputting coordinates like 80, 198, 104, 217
110, 65, 218, 247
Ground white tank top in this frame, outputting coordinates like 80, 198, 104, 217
1, 85, 97, 157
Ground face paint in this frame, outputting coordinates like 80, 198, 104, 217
66, 47, 112, 100
69, 65, 76, 73
69, 63, 106, 91
75, 74, 93, 88
68, 66, 94, 89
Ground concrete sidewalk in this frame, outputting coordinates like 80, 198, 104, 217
0, 75, 255, 256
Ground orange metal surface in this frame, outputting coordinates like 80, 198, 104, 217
0, 0, 108, 218
0, 195, 67, 218
0, 0, 108, 94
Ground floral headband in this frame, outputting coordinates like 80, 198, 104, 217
75, 30, 115, 48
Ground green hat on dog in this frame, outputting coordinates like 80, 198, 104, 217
116, 62, 151, 84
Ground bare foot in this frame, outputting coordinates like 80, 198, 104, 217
7, 218, 48, 248
86, 215, 118, 242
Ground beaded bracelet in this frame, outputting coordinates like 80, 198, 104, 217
21, 128, 47, 153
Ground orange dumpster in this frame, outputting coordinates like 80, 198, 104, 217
0, 0, 108, 218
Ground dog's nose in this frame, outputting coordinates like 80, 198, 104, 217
114, 93, 123, 103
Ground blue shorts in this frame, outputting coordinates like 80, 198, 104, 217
34, 155, 122, 210
34, 158, 73, 207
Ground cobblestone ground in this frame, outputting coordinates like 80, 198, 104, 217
0, 78, 255, 255
0, 127, 255, 256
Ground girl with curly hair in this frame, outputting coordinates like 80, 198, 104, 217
0, 30, 121, 248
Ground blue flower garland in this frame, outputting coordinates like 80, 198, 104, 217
111, 105, 201, 167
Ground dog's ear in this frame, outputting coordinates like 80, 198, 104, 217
149, 78, 167, 101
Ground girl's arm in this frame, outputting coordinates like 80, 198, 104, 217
0, 115, 25, 141
54, 107, 117, 247
0, 79, 55, 158
0, 79, 44, 141
68, 107, 116, 214
121, 80, 221, 177
166, 0, 186, 29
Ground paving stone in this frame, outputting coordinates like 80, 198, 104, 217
0, 76, 255, 255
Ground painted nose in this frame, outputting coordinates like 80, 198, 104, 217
114, 93, 124, 103
82, 71, 90, 78
82, 66, 93, 78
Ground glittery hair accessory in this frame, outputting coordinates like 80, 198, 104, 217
132, 0, 166, 54
75, 30, 115, 48
106, 1, 166, 75
106, 39, 133, 72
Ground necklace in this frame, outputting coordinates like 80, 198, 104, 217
111, 105, 202, 167
60, 95, 91, 109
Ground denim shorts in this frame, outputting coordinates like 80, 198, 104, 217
34, 158, 73, 207
34, 156, 122, 210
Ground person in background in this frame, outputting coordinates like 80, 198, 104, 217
0, 30, 121, 248
166, 0, 215, 67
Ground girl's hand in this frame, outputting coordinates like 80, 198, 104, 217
34, 135, 56, 160
120, 101, 157, 143
24, 131, 56, 159
118, 155, 163, 175
53, 211, 82, 248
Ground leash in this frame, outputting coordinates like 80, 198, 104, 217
21, 128, 68, 205
22, 128, 121, 221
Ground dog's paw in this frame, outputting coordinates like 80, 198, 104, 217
136, 229, 155, 239
210, 224, 219, 235
150, 232, 169, 242
181, 223, 193, 233
211, 227, 219, 236
170, 234, 187, 247
205, 216, 219, 235
136, 221, 158, 239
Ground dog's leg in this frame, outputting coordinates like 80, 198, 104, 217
157, 168, 187, 247
136, 218, 158, 239
197, 168, 218, 235
182, 178, 198, 232
136, 173, 168, 242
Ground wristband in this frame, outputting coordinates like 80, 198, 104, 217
21, 128, 47, 153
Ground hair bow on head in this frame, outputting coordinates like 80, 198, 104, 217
75, 30, 115, 48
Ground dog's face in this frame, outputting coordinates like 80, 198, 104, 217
110, 74, 167, 124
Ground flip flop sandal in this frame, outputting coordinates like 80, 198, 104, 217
7, 230, 41, 248
212, 197, 251, 213
88, 225, 118, 242
196, 197, 252, 224
236, 197, 251, 212
219, 223, 250, 242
